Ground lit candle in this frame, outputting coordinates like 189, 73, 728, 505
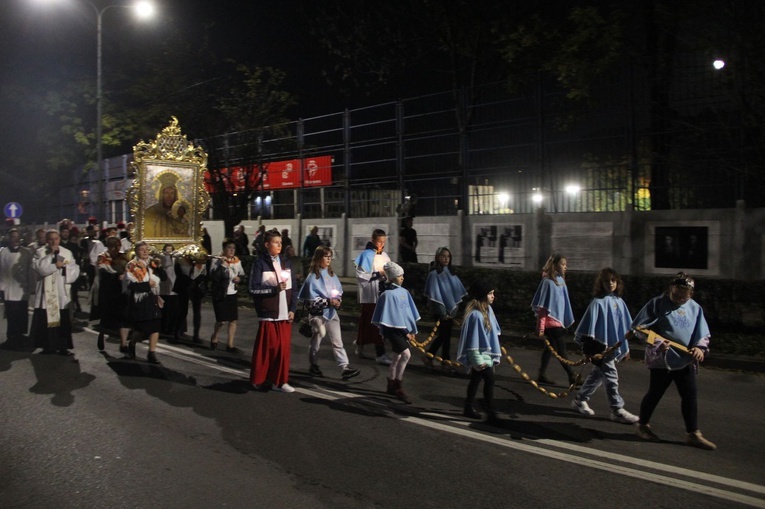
373, 254, 385, 272
330, 289, 340, 298
280, 270, 290, 281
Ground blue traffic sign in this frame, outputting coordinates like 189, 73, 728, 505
4, 202, 22, 219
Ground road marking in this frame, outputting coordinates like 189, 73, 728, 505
91, 332, 764, 508
297, 385, 765, 508
536, 438, 765, 496
82, 327, 251, 378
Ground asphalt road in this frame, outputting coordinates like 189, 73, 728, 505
1, 299, 764, 509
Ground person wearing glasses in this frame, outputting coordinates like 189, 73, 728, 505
298, 246, 361, 381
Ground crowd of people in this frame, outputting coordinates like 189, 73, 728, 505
0, 220, 717, 451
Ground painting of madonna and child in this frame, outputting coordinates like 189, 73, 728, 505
141, 164, 196, 240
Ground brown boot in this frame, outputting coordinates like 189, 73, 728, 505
386, 378, 396, 395
394, 380, 411, 404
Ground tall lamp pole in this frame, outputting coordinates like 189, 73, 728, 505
88, 1, 156, 225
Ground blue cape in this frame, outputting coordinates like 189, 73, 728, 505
574, 294, 631, 361
632, 294, 711, 370
530, 276, 574, 328
456, 308, 502, 365
423, 267, 467, 316
297, 268, 343, 320
354, 248, 377, 273
371, 285, 420, 333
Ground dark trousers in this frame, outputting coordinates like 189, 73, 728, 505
539, 327, 574, 378
466, 365, 495, 410
427, 317, 453, 360
190, 295, 202, 339
639, 365, 698, 432
175, 291, 190, 337
160, 295, 178, 335
4, 300, 29, 339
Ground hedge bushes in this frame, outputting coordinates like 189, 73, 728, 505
400, 262, 765, 337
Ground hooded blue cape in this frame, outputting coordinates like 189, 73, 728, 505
574, 294, 631, 361
297, 268, 343, 320
631, 294, 711, 370
530, 276, 574, 328
456, 307, 502, 366
423, 267, 467, 317
354, 245, 377, 273
371, 285, 420, 333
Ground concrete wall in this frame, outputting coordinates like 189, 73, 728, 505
202, 202, 764, 280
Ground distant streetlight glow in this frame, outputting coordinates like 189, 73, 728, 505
497, 191, 509, 212
713, 59, 725, 70
565, 184, 581, 195
532, 193, 543, 204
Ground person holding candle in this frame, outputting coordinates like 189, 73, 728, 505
249, 229, 298, 392
354, 228, 392, 365
298, 245, 361, 381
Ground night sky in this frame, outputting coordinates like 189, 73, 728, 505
0, 0, 349, 216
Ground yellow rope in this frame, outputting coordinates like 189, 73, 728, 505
537, 333, 624, 365
538, 334, 588, 366
409, 328, 622, 399
500, 345, 577, 399
411, 319, 465, 369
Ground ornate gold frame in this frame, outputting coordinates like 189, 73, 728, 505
127, 117, 211, 253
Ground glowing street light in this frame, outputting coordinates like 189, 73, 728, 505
32, 0, 157, 224
532, 192, 544, 204
565, 184, 581, 195
713, 59, 725, 70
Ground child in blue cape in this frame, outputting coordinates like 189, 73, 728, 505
457, 280, 501, 422
423, 247, 467, 368
371, 262, 420, 403
631, 272, 716, 450
530, 254, 576, 386
297, 246, 360, 381
572, 268, 639, 424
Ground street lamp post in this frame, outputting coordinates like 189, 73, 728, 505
90, 1, 156, 225
35, 0, 156, 225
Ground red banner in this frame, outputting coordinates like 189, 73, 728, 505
205, 155, 332, 193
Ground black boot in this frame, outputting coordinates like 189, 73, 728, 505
463, 404, 482, 419
537, 371, 556, 385
97, 332, 105, 351
485, 409, 500, 424
127, 340, 136, 359
147, 351, 161, 365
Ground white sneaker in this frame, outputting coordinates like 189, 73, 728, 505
611, 408, 639, 424
571, 399, 595, 416
376, 354, 392, 366
275, 383, 296, 393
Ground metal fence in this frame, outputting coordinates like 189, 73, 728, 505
60, 67, 758, 224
